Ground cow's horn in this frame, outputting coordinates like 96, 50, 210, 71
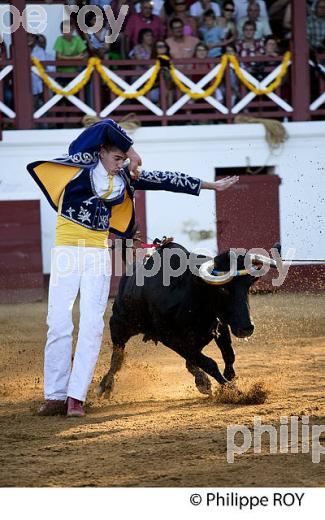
199, 260, 236, 286
248, 253, 277, 267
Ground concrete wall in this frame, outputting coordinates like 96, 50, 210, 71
0, 121, 324, 273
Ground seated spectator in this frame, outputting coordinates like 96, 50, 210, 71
199, 9, 227, 58
307, 0, 325, 51
129, 28, 155, 59
83, 10, 111, 58
54, 21, 87, 74
237, 1, 272, 39
166, 17, 199, 59
125, 0, 165, 51
167, 0, 198, 37
190, 0, 221, 21
236, 20, 264, 57
233, 0, 268, 22
217, 1, 237, 46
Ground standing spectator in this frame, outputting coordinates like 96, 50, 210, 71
166, 17, 199, 59
167, 0, 198, 36
129, 28, 155, 59
190, 0, 221, 20
237, 1, 272, 39
54, 21, 87, 74
307, 0, 325, 51
236, 20, 264, 57
199, 9, 227, 58
125, 0, 165, 51
233, 0, 268, 22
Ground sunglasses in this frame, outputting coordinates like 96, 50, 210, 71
224, 7, 235, 12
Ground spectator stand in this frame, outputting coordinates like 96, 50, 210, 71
0, 0, 324, 129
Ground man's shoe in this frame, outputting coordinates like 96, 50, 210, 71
67, 397, 85, 417
38, 400, 67, 416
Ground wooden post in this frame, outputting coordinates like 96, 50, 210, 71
11, 0, 33, 128
291, 0, 310, 121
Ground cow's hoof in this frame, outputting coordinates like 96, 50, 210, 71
195, 373, 212, 396
96, 383, 105, 398
224, 366, 236, 381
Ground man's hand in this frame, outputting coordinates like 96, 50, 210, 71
127, 147, 142, 179
201, 176, 239, 191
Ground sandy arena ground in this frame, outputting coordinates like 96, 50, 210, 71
0, 292, 324, 487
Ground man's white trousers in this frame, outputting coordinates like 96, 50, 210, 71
45, 246, 111, 402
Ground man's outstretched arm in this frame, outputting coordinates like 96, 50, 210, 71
131, 170, 239, 195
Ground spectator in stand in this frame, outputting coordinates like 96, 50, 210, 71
167, 0, 198, 37
54, 20, 87, 75
190, 0, 221, 21
135, 0, 165, 15
264, 34, 279, 57
216, 1, 237, 46
28, 33, 55, 108
307, 0, 325, 51
150, 39, 173, 104
125, 0, 165, 51
191, 42, 225, 107
199, 9, 227, 58
37, 34, 47, 51
237, 1, 272, 39
166, 17, 199, 59
83, 10, 111, 58
233, 0, 268, 22
129, 27, 155, 58
266, 0, 290, 39
236, 20, 264, 57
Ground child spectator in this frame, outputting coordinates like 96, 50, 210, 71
166, 17, 199, 59
129, 28, 155, 59
264, 34, 279, 57
54, 21, 87, 74
307, 0, 325, 51
237, 1, 272, 39
199, 9, 227, 58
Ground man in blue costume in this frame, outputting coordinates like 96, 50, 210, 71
27, 119, 238, 417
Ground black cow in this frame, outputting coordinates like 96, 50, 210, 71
98, 241, 276, 398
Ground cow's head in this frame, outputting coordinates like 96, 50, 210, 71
198, 249, 277, 338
